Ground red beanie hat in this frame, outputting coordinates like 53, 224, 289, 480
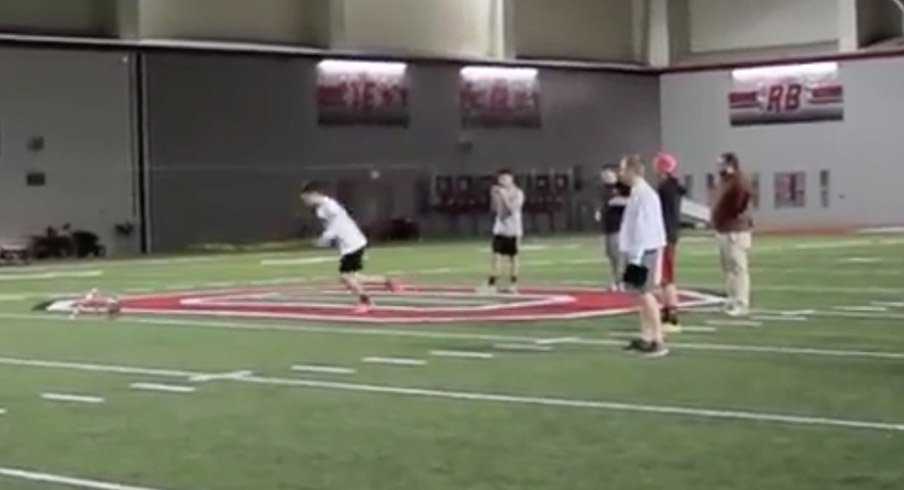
654, 152, 678, 174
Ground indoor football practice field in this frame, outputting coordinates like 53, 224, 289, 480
0, 233, 902, 490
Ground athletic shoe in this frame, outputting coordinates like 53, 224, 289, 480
662, 322, 683, 334
623, 338, 649, 351
501, 285, 519, 294
353, 302, 373, 314
475, 285, 497, 295
385, 278, 404, 293
639, 342, 670, 358
725, 306, 750, 318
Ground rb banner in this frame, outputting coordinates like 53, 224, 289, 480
728, 62, 843, 127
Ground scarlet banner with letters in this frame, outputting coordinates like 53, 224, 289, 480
729, 62, 843, 127
460, 66, 542, 128
316, 60, 409, 126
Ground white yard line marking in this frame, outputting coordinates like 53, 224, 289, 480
5, 314, 904, 361
535, 336, 580, 345
260, 257, 333, 266
751, 315, 809, 322
0, 270, 103, 281
835, 306, 889, 313
362, 357, 426, 367
292, 364, 357, 375
130, 383, 196, 394
430, 350, 495, 360
705, 319, 763, 327
1, 356, 902, 433
839, 257, 881, 264
493, 343, 553, 352
188, 370, 252, 382
41, 392, 105, 404
792, 240, 872, 250
0, 466, 177, 490
872, 301, 904, 308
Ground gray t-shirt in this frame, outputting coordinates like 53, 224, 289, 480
492, 187, 525, 237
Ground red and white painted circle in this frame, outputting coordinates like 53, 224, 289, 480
87, 284, 723, 324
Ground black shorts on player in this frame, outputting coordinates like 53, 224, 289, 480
339, 247, 365, 274
492, 235, 519, 257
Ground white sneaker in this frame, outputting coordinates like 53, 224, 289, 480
726, 306, 750, 318
501, 285, 519, 294
475, 285, 497, 295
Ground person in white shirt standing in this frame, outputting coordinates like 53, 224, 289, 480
618, 156, 669, 358
485, 169, 525, 293
300, 182, 402, 314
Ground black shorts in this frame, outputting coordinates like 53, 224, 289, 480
339, 247, 366, 273
492, 235, 519, 257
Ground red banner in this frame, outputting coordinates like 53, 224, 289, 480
316, 60, 409, 126
729, 62, 843, 126
460, 66, 542, 128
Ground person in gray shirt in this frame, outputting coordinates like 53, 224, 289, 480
485, 169, 525, 293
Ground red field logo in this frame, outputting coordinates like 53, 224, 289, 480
41, 284, 720, 324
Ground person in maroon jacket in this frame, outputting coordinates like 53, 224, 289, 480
711, 153, 754, 317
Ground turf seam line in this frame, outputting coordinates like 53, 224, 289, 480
41, 393, 105, 404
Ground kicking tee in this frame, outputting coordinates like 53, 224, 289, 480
316, 197, 368, 256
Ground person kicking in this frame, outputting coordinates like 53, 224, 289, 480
654, 152, 685, 333
300, 182, 401, 313
484, 169, 525, 293
618, 156, 669, 358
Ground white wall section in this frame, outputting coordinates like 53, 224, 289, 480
689, 0, 839, 53
514, 0, 635, 61
339, 0, 495, 57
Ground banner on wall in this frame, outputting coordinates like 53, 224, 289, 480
728, 62, 844, 127
460, 66, 542, 128
316, 59, 409, 126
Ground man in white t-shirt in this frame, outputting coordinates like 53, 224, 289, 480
618, 156, 669, 358
484, 169, 525, 293
300, 183, 402, 313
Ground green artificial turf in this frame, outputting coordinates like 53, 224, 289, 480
0, 233, 902, 489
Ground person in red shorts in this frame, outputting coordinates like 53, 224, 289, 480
653, 152, 686, 333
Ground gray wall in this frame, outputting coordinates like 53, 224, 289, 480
144, 53, 661, 251
0, 47, 139, 254
661, 57, 904, 229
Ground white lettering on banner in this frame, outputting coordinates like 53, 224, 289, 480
316, 59, 409, 126
460, 66, 541, 128
728, 62, 843, 127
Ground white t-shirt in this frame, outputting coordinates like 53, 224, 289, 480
316, 197, 368, 256
492, 187, 525, 238
618, 179, 666, 263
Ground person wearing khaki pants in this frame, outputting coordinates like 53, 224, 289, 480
716, 230, 752, 315
711, 153, 754, 317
